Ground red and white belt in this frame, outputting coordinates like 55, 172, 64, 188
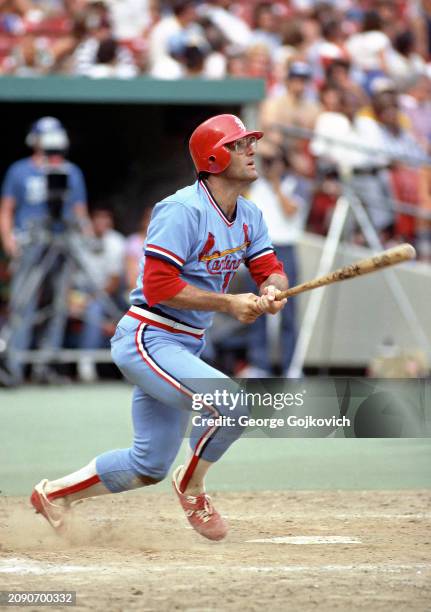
126, 305, 205, 340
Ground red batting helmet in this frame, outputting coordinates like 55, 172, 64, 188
189, 114, 263, 174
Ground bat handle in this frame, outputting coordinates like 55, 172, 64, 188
275, 288, 292, 301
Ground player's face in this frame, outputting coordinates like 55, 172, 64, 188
223, 135, 258, 182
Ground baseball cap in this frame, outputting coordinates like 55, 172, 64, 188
26, 116, 69, 149
287, 61, 312, 79
31, 116, 64, 135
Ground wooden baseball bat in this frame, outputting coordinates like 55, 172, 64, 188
275, 243, 416, 300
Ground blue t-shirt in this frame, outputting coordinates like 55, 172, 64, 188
1, 157, 87, 231
130, 179, 275, 330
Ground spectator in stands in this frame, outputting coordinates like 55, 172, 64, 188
269, 20, 306, 97
76, 207, 125, 382
311, 87, 364, 177
84, 36, 137, 78
279, 18, 307, 60
103, 0, 153, 42
307, 83, 343, 232
248, 1, 282, 56
148, 0, 197, 76
125, 207, 152, 292
400, 75, 431, 153
225, 48, 247, 78
9, 33, 48, 75
199, 17, 227, 78
71, 3, 137, 76
352, 79, 426, 242
198, 0, 252, 49
307, 18, 348, 83
166, 27, 210, 78
260, 60, 321, 132
355, 79, 427, 165
1, 0, 430, 81
243, 41, 273, 87
411, 0, 431, 60
242, 138, 308, 377
325, 58, 368, 107
361, 80, 428, 247
386, 29, 427, 89
37, 10, 88, 74
346, 10, 393, 95
417, 165, 431, 261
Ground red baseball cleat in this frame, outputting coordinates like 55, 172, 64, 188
30, 479, 69, 532
172, 466, 228, 541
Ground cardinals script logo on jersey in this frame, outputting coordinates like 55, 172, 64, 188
199, 225, 250, 291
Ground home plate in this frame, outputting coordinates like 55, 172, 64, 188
246, 536, 362, 545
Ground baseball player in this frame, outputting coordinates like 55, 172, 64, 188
30, 114, 288, 541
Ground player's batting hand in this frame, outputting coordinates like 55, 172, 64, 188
255, 285, 287, 315
227, 293, 263, 324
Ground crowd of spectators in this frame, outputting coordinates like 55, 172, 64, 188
0, 0, 430, 83
1, 0, 431, 253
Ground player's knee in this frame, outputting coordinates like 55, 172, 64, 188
130, 452, 170, 483
223, 404, 250, 433
136, 473, 163, 486
233, 403, 250, 422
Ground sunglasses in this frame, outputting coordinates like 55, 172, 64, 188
225, 135, 258, 154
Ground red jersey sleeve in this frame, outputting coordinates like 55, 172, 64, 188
247, 252, 286, 287
143, 256, 187, 307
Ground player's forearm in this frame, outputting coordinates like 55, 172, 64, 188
259, 273, 288, 296
160, 283, 234, 314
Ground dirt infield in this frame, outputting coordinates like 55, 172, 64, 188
1, 490, 430, 611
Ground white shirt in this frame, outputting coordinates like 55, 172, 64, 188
104, 0, 150, 40
311, 111, 369, 172
346, 31, 391, 71
249, 176, 307, 245
355, 115, 427, 166
82, 230, 126, 289
72, 38, 137, 76
148, 15, 181, 68
198, 4, 251, 48
150, 54, 183, 79
386, 49, 426, 88
203, 52, 226, 79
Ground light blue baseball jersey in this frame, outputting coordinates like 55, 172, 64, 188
1, 157, 87, 230
130, 179, 275, 330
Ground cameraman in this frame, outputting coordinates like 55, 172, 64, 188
0, 117, 89, 382
0, 117, 89, 256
